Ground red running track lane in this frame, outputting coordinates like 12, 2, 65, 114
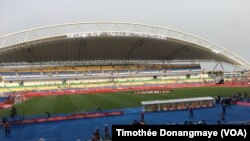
0, 100, 14, 109
237, 102, 250, 107
0, 111, 123, 125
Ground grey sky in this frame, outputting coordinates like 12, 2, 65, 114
1, 0, 250, 65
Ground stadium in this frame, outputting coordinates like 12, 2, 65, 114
0, 22, 250, 141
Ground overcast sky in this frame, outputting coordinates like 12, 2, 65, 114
0, 0, 249, 66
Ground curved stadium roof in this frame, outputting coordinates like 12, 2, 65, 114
0, 22, 249, 69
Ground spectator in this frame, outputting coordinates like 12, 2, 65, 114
4, 121, 11, 137
11, 106, 17, 117
189, 107, 193, 118
45, 111, 50, 118
95, 127, 100, 141
140, 111, 145, 122
222, 104, 226, 115
221, 113, 225, 123
2, 115, 7, 124
104, 124, 109, 140
91, 132, 97, 141
96, 105, 102, 112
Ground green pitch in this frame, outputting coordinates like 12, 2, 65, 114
1, 87, 250, 116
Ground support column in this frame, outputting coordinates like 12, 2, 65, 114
210, 62, 219, 77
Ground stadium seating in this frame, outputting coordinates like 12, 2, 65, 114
0, 64, 221, 94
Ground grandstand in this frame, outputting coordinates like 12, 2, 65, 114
0, 22, 250, 141
0, 64, 207, 90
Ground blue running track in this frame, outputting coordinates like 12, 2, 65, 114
1, 104, 250, 141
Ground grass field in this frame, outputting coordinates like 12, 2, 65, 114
1, 87, 250, 116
